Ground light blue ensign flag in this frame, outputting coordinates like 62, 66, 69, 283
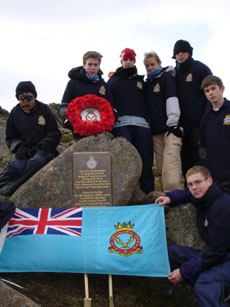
0, 204, 170, 277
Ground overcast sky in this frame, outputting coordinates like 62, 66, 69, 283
1, 0, 230, 111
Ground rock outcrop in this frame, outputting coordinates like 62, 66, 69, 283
10, 132, 143, 208
0, 279, 39, 307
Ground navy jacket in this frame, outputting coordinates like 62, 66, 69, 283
145, 66, 179, 134
175, 57, 212, 131
59, 66, 107, 119
107, 66, 149, 121
166, 185, 230, 281
6, 100, 61, 153
199, 99, 230, 182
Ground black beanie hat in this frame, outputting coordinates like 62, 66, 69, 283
15, 81, 37, 99
172, 40, 193, 59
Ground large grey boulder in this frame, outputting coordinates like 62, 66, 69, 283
0, 118, 10, 165
0, 280, 39, 307
10, 132, 143, 208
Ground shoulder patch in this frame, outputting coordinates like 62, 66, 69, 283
153, 83, 160, 92
185, 73, 192, 82
99, 85, 106, 95
136, 81, 143, 89
38, 115, 46, 125
223, 114, 230, 125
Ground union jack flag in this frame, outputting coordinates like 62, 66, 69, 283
7, 208, 82, 238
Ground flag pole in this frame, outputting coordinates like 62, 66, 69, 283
84, 273, 92, 307
108, 274, 114, 307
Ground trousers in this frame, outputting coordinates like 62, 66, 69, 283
168, 244, 230, 307
112, 125, 154, 194
153, 132, 182, 192
0, 148, 57, 196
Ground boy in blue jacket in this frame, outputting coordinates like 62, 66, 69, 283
144, 51, 182, 192
172, 40, 212, 179
156, 166, 230, 306
200, 75, 230, 192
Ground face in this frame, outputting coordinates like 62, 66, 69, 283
144, 57, 161, 73
175, 52, 190, 64
18, 92, 36, 113
83, 57, 100, 75
121, 58, 135, 69
186, 172, 212, 199
203, 84, 225, 106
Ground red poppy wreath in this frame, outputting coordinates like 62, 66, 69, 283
66, 94, 115, 136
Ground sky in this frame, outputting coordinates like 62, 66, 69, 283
0, 0, 230, 111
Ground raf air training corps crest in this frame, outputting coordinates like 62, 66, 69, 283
223, 115, 230, 125
86, 155, 97, 169
185, 73, 192, 82
136, 81, 143, 89
99, 85, 106, 95
37, 115, 46, 125
81, 108, 101, 122
108, 221, 142, 256
153, 83, 160, 93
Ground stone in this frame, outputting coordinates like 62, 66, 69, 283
10, 132, 142, 208
0, 279, 40, 306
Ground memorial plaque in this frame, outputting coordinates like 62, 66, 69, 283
73, 152, 112, 207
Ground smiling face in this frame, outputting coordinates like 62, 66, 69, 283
186, 172, 213, 199
144, 57, 161, 73
175, 51, 190, 64
83, 57, 100, 75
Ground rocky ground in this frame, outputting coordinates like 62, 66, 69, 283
0, 272, 187, 307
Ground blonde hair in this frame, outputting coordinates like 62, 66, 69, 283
186, 166, 211, 180
143, 51, 161, 65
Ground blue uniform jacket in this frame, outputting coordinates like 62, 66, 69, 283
175, 57, 212, 131
107, 66, 149, 121
59, 66, 107, 119
145, 66, 178, 134
6, 100, 61, 153
199, 99, 230, 182
166, 185, 230, 281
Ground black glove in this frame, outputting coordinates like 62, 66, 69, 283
15, 144, 32, 159
166, 126, 183, 138
63, 116, 73, 130
38, 139, 54, 153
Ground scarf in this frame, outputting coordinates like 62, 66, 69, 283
191, 183, 221, 208
85, 73, 100, 82
147, 66, 163, 80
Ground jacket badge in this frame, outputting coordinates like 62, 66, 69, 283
38, 115, 46, 125
153, 83, 160, 92
185, 73, 192, 82
99, 85, 106, 95
108, 221, 142, 256
223, 115, 230, 125
136, 81, 143, 89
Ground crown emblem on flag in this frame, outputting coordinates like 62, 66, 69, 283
114, 221, 134, 232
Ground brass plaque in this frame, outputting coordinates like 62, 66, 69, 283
73, 152, 112, 207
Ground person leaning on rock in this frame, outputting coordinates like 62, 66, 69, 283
0, 81, 61, 197
156, 166, 230, 307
